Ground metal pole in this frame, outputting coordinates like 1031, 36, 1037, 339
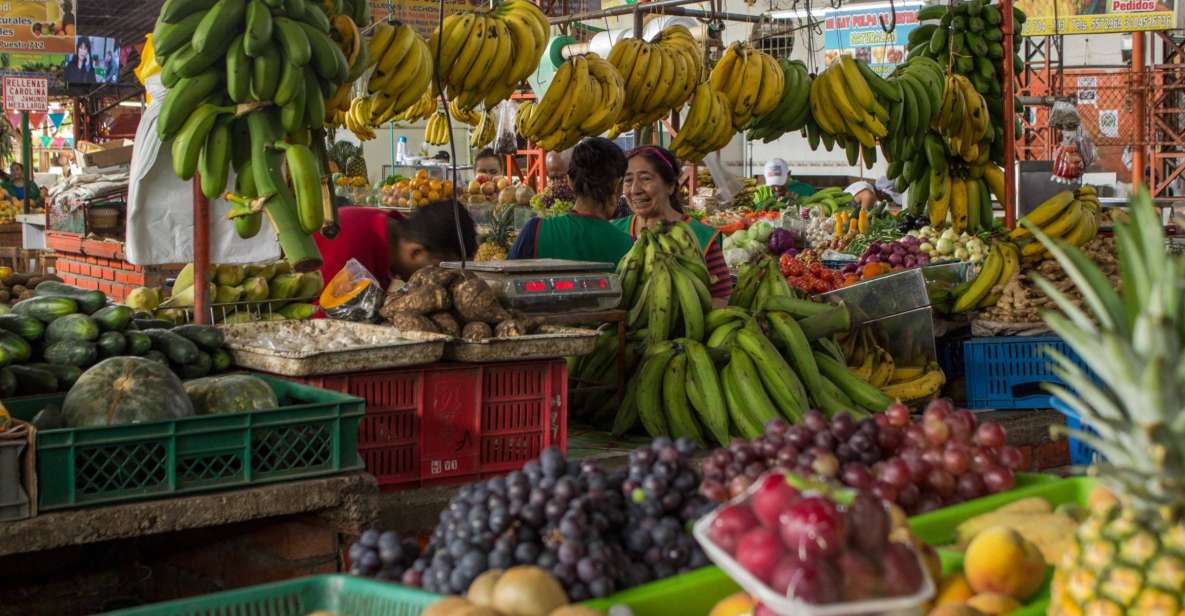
192, 176, 210, 325
1132, 32, 1146, 190
1001, 0, 1017, 228
20, 112, 30, 215
548, 0, 706, 25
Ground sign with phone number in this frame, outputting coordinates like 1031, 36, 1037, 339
822, 2, 925, 75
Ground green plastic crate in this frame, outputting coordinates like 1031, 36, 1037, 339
4, 375, 364, 511
103, 574, 439, 615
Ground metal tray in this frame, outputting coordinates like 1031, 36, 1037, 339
444, 325, 600, 363
220, 320, 449, 376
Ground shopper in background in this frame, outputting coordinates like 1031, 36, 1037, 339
764, 158, 816, 197
614, 145, 732, 303
474, 147, 502, 178
845, 180, 878, 209
315, 200, 477, 289
545, 149, 571, 188
3, 163, 41, 207
874, 176, 904, 208
508, 137, 633, 263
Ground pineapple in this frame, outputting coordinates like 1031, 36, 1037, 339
345, 154, 368, 179
476, 205, 516, 261
1033, 188, 1185, 615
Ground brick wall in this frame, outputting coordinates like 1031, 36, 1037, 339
54, 255, 177, 302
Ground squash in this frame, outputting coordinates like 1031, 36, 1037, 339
320, 273, 372, 309
62, 357, 195, 427
183, 374, 278, 415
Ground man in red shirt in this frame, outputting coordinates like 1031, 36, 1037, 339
315, 201, 478, 289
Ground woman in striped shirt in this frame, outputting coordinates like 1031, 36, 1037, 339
612, 146, 733, 304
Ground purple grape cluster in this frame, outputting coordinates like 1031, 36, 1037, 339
618, 437, 714, 586
348, 529, 421, 581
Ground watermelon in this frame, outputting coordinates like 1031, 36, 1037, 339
62, 357, 194, 427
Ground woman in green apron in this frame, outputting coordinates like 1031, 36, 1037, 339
614, 146, 733, 301
508, 138, 633, 265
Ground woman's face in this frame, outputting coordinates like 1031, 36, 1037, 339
623, 157, 673, 219
78, 44, 89, 62
474, 157, 501, 178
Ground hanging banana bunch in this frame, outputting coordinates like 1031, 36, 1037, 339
605, 25, 704, 136
424, 110, 451, 145
706, 41, 784, 130
470, 111, 496, 148
518, 52, 624, 151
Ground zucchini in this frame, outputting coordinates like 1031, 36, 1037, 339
44, 341, 99, 368
211, 348, 232, 372
33, 281, 107, 314
28, 363, 83, 389
143, 349, 169, 364
143, 328, 200, 365
13, 296, 78, 323
92, 305, 134, 332
125, 331, 152, 355
10, 365, 58, 395
45, 314, 101, 343
0, 367, 15, 397
0, 313, 44, 341
133, 318, 174, 330
97, 331, 128, 357
176, 351, 213, 379
0, 330, 31, 362
171, 324, 225, 352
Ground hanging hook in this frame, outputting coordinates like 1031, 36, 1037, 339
879, 0, 897, 34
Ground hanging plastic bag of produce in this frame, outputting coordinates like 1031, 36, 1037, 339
135, 34, 161, 105
702, 151, 743, 204
493, 99, 518, 156
1052, 127, 1095, 184
319, 258, 383, 322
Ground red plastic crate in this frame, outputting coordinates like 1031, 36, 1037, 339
279, 359, 567, 491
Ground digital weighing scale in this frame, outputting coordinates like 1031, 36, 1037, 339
440, 259, 622, 312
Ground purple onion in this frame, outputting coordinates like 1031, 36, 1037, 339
904, 255, 918, 268
869, 241, 882, 252
892, 245, 907, 256
866, 254, 882, 264
901, 235, 920, 247
783, 247, 800, 257
843, 264, 859, 274
916, 254, 930, 266
888, 253, 904, 266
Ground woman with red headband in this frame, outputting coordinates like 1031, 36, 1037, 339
613, 145, 732, 303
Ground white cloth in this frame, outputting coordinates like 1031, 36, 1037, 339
125, 75, 280, 266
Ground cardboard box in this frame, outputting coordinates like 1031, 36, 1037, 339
75, 139, 134, 170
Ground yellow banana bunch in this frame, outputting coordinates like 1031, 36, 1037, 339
707, 42, 784, 130
344, 96, 377, 140
807, 55, 889, 150
429, 0, 549, 111
1006, 186, 1100, 260
669, 82, 735, 162
449, 98, 484, 126
470, 111, 496, 147
365, 23, 435, 125
605, 25, 705, 135
394, 92, 438, 124
934, 74, 991, 163
424, 110, 450, 145
519, 53, 625, 152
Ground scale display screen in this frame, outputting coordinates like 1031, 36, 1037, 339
515, 276, 612, 295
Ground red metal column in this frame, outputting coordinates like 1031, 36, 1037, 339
192, 176, 210, 325
1002, 0, 1017, 228
1132, 32, 1146, 190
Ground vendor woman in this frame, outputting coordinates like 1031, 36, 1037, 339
315, 200, 477, 289
507, 137, 633, 264
614, 146, 732, 302
3, 163, 41, 206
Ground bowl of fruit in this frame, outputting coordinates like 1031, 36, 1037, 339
694, 470, 935, 615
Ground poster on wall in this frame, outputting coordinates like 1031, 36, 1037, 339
819, 2, 924, 75
0, 0, 75, 80
1099, 109, 1120, 137
1015, 0, 1174, 35
1077, 76, 1097, 106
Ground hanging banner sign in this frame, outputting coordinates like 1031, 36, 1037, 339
368, 0, 484, 39
814, 2, 925, 75
3, 75, 47, 112
1015, 0, 1175, 35
0, 0, 76, 54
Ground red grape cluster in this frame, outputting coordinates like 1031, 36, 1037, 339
699, 400, 1023, 516
707, 475, 925, 605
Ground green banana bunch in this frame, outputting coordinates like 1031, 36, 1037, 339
745, 59, 813, 143
616, 222, 713, 344
153, 0, 369, 271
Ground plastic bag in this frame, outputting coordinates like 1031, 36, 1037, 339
319, 258, 383, 322
135, 34, 161, 104
1049, 100, 1080, 131
703, 151, 744, 204
494, 99, 518, 155
1052, 128, 1095, 184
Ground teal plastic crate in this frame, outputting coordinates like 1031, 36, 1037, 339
583, 565, 741, 614
4, 375, 364, 511
103, 574, 439, 615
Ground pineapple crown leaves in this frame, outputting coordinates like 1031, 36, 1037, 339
1027, 187, 1185, 511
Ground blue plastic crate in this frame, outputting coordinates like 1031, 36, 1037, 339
1050, 398, 1102, 465
964, 336, 1091, 409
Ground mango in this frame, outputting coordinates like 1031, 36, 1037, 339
964, 526, 1046, 601
709, 593, 756, 616
966, 592, 1023, 614
933, 573, 975, 605
927, 607, 986, 616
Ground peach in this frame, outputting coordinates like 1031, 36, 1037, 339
933, 572, 975, 605
966, 592, 1023, 614
927, 606, 986, 616
964, 526, 1047, 601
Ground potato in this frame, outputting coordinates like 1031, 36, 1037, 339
386, 311, 440, 333
407, 266, 463, 289
462, 321, 493, 341
429, 312, 462, 337
495, 319, 531, 338
381, 283, 451, 317
453, 278, 510, 324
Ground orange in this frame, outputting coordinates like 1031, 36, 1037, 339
427, 191, 441, 201
415, 169, 428, 180
397, 197, 408, 207
411, 190, 423, 201
430, 179, 443, 191
442, 180, 453, 193
396, 181, 409, 191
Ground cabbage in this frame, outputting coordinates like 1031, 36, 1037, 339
724, 248, 752, 268
768, 228, 795, 255
752, 222, 774, 242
